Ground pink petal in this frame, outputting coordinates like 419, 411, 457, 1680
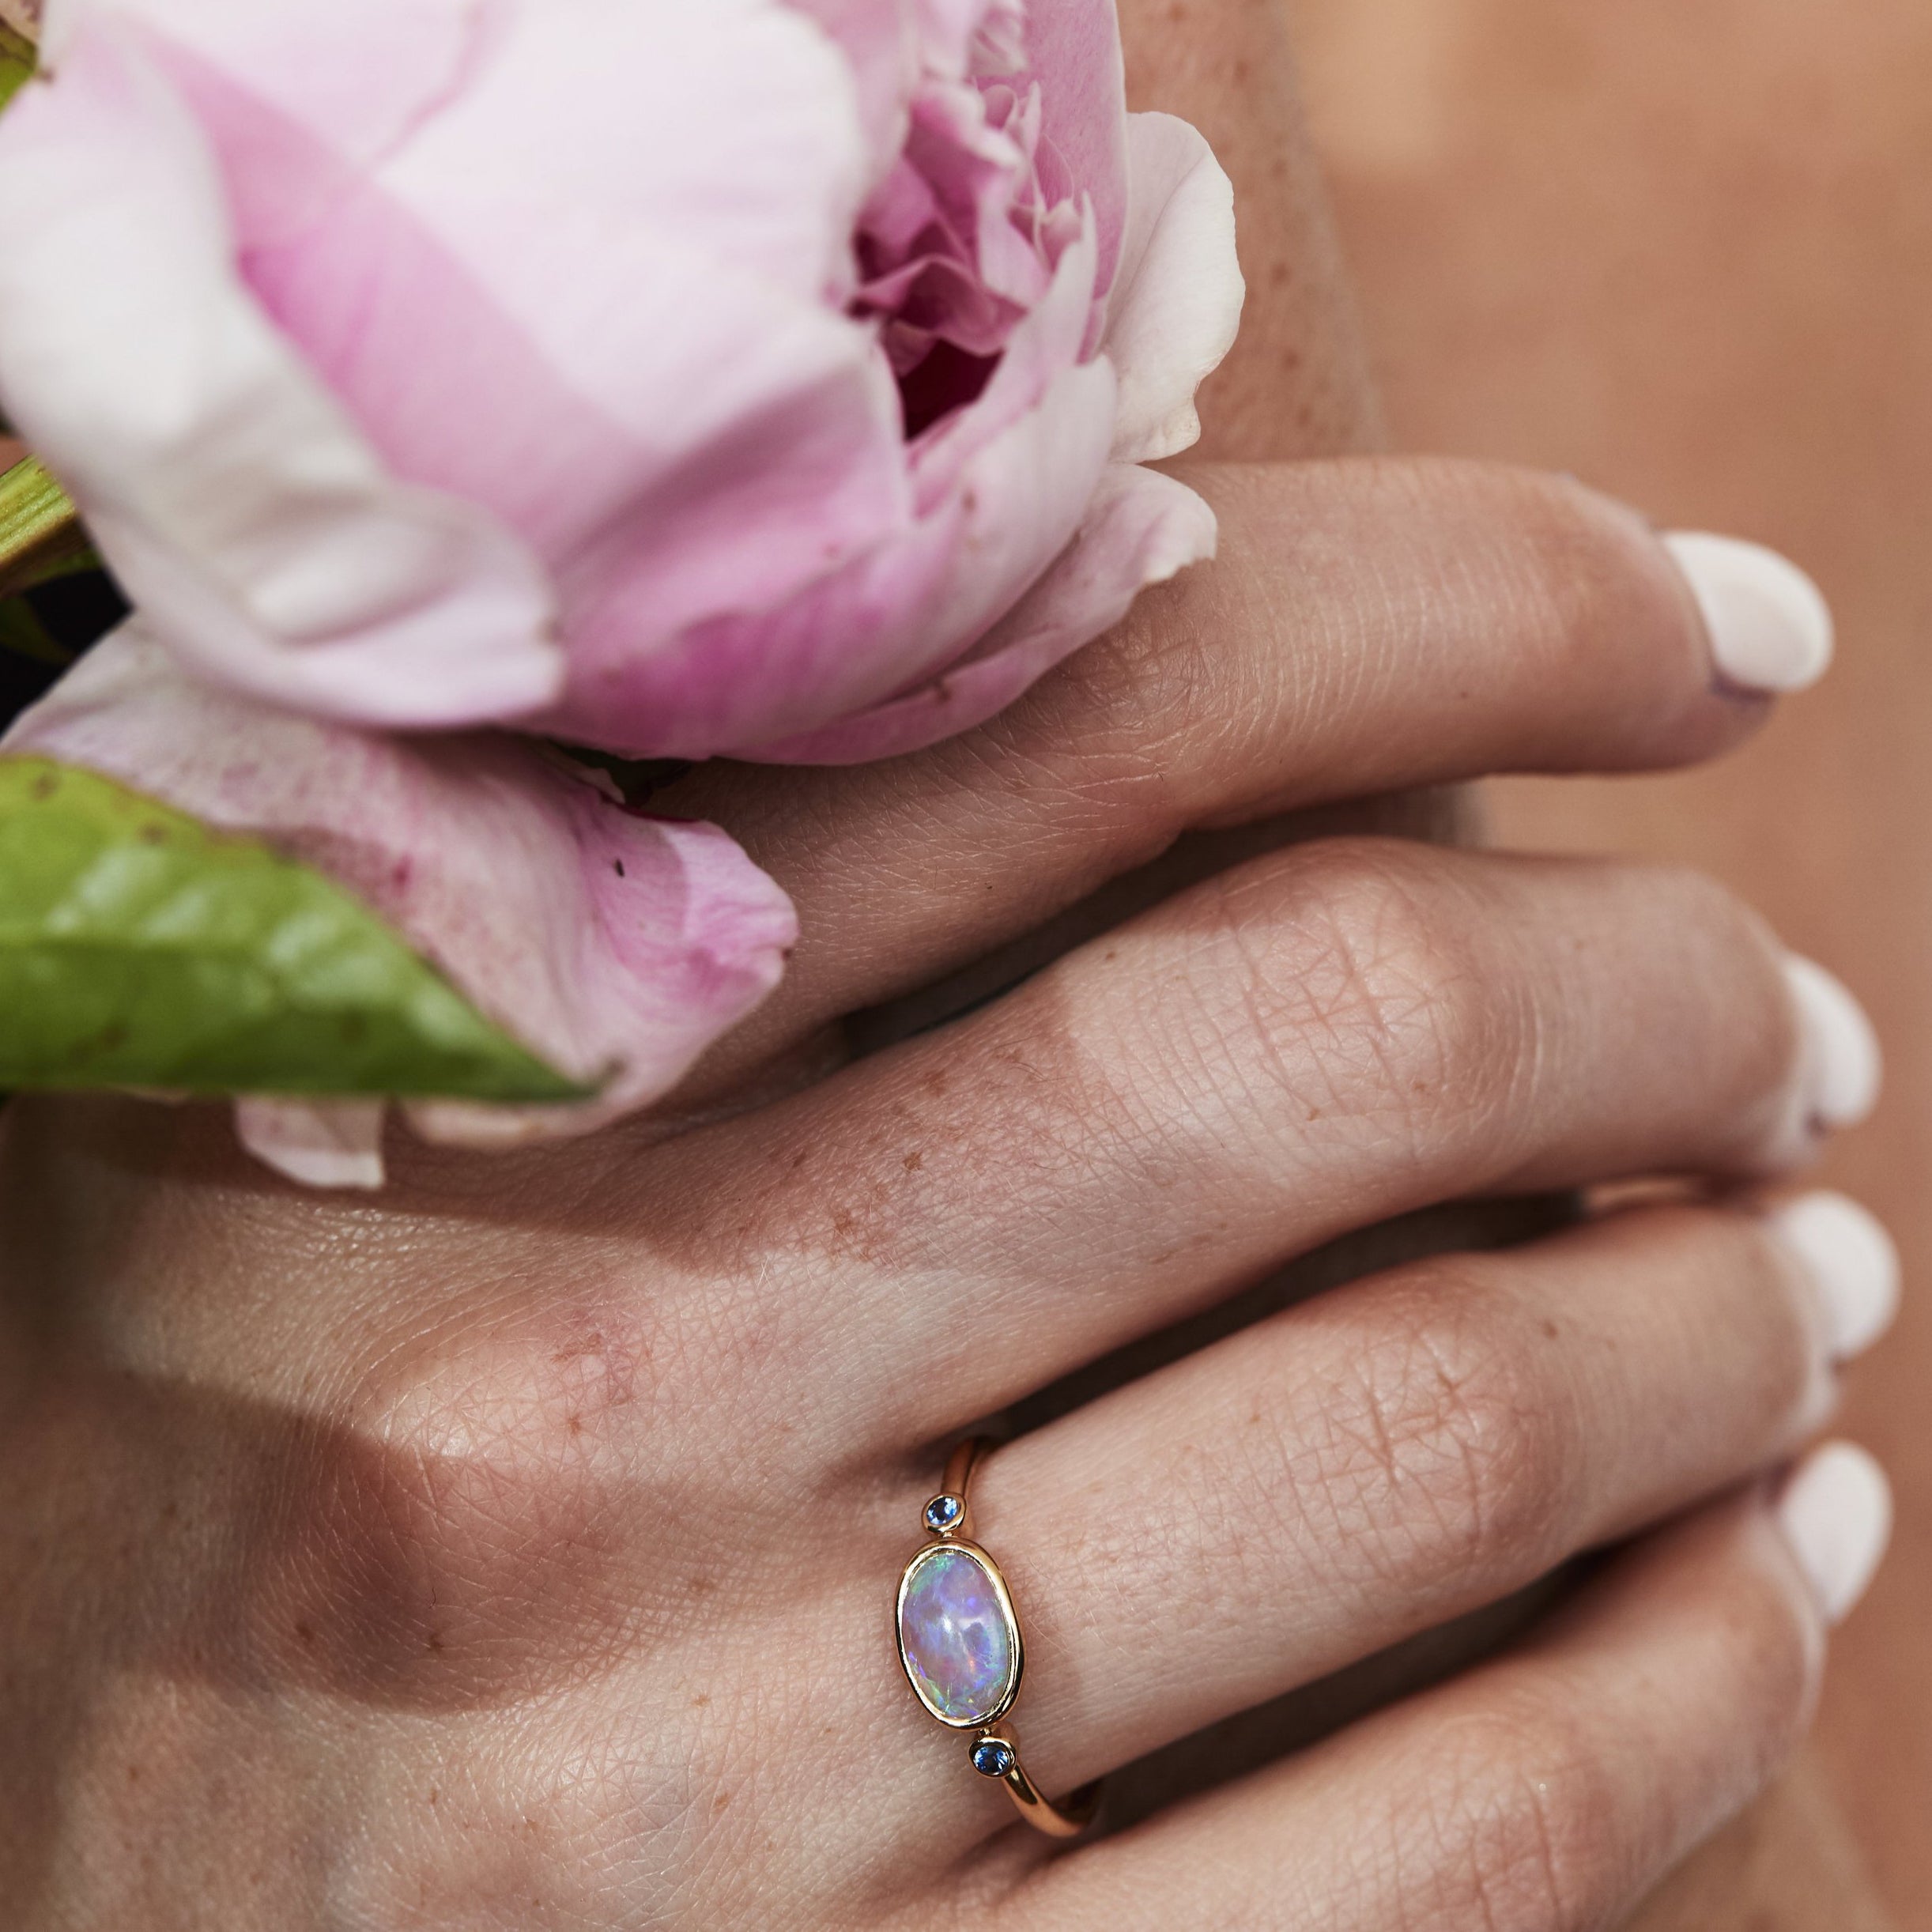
236, 1098, 386, 1191
749, 461, 1217, 762
1104, 112, 1244, 462
6, 628, 798, 1179
134, 0, 914, 692
787, 0, 918, 184
536, 231, 1114, 759
0, 14, 562, 727
1011, 0, 1128, 294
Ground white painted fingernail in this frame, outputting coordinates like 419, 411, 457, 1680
1784, 956, 1883, 1131
1765, 1192, 1901, 1360
1775, 1442, 1892, 1624
1664, 531, 1835, 693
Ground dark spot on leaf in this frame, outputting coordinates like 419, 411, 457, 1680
28, 772, 55, 799
340, 1015, 368, 1043
138, 822, 167, 845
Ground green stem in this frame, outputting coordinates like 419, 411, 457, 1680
0, 456, 94, 601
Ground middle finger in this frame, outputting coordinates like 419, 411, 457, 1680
658, 837, 1876, 1443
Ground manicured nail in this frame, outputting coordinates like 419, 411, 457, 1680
1765, 1191, 1901, 1360
1784, 955, 1882, 1131
1775, 1441, 1892, 1624
1664, 531, 1834, 693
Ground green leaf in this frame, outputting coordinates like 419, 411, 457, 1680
0, 455, 95, 598
0, 22, 32, 115
0, 593, 69, 666
0, 757, 593, 1101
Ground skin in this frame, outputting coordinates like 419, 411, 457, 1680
1289, 0, 1932, 1919
0, 5, 1889, 1926
0, 466, 1880, 1926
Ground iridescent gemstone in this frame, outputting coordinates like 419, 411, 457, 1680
897, 1544, 1019, 1726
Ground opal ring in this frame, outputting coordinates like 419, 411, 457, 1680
895, 1437, 1100, 1838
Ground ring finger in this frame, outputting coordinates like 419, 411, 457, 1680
956, 1194, 1894, 1799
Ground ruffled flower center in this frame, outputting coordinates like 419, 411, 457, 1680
851, 9, 1083, 439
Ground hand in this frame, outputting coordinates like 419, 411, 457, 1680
0, 457, 1891, 1927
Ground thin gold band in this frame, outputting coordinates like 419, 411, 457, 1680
896, 1437, 1100, 1839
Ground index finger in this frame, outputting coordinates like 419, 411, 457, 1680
666, 456, 1828, 1082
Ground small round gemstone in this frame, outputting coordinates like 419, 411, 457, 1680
972, 1738, 1016, 1779
923, 1493, 965, 1534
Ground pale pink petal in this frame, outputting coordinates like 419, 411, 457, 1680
751, 461, 1217, 762
6, 629, 798, 1168
909, 214, 1098, 505
538, 346, 1116, 758
0, 17, 562, 727
536, 225, 1111, 758
236, 1098, 385, 1191
128, 0, 912, 694
52, 0, 483, 240
1104, 112, 1244, 462
787, 0, 917, 183
1011, 0, 1128, 292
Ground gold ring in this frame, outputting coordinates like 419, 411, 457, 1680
894, 1437, 1100, 1837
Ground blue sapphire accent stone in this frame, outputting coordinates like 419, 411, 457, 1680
923, 1493, 965, 1534
972, 1738, 1016, 1779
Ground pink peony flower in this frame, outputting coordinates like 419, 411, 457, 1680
0, 0, 1241, 759
0, 0, 1240, 1182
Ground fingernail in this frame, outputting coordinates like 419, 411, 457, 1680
1775, 1441, 1892, 1624
1664, 531, 1835, 693
1784, 956, 1882, 1131
1764, 1191, 1901, 1360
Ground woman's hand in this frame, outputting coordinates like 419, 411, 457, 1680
0, 454, 1892, 1928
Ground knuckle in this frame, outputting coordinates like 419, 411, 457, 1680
1461, 460, 1687, 670
1204, 843, 1517, 1140
1413, 1707, 1626, 1930
1303, 1276, 1578, 1582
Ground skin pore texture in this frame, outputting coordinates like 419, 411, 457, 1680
1291, 0, 1932, 1921
0, 3, 1896, 1927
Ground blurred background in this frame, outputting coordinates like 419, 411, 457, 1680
1287, 0, 1930, 1922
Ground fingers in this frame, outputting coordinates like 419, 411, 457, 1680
689, 840, 1876, 1436
1013, 1447, 1891, 1932
971, 1197, 1893, 1790
667, 458, 1829, 1073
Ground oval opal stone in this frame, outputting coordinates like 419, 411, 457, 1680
897, 1544, 1018, 1726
